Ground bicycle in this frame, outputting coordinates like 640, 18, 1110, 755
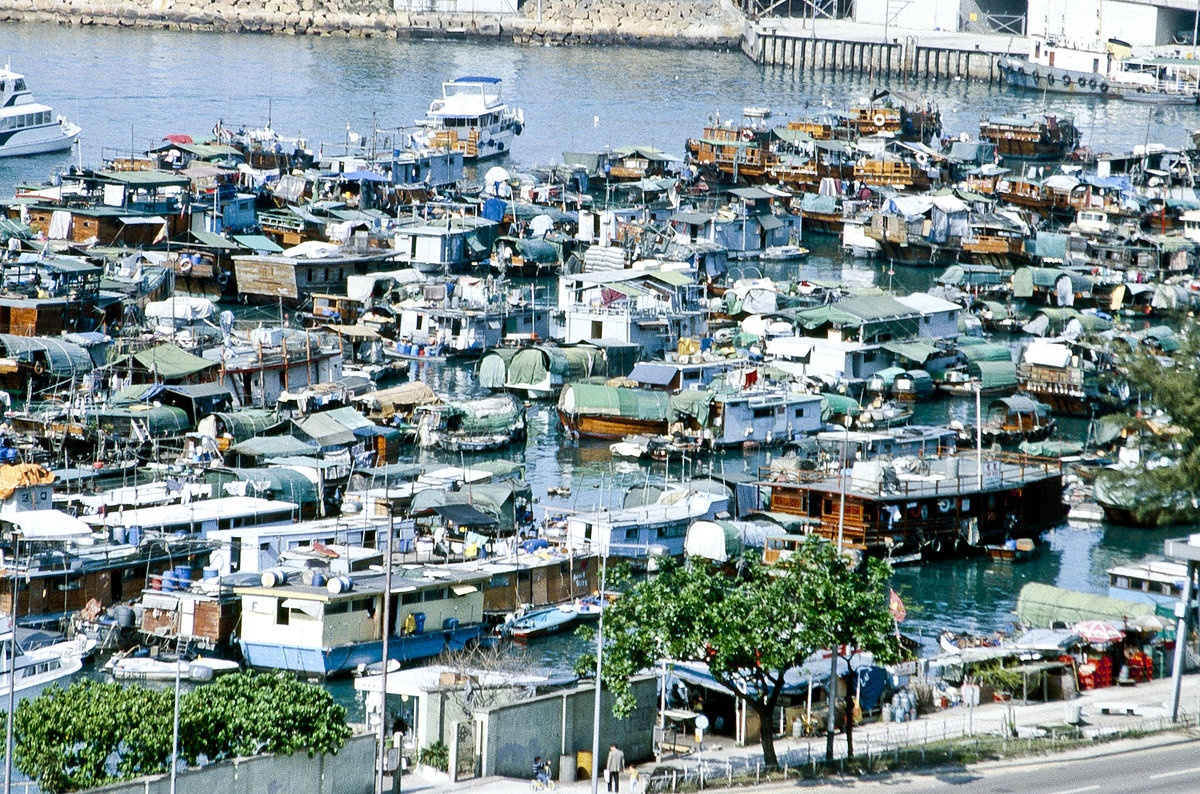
530, 775, 557, 790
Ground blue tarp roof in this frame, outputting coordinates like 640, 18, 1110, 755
629, 362, 677, 386
452, 76, 501, 84
338, 170, 391, 183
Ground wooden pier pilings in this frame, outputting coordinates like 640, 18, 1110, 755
742, 24, 1001, 84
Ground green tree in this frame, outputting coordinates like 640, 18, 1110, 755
179, 671, 352, 764
13, 680, 173, 793
1120, 321, 1200, 523
14, 672, 352, 793
788, 540, 899, 760
577, 540, 897, 768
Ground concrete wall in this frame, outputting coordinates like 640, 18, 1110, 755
1027, 0, 1168, 46
477, 676, 657, 780
84, 733, 376, 794
855, 0, 962, 33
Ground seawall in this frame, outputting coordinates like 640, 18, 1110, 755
0, 0, 745, 47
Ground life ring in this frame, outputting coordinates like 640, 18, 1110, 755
1100, 83, 1109, 94
1089, 78, 1097, 88
937, 498, 952, 513
32, 361, 44, 376
915, 152, 929, 166
1062, 75, 1071, 86
179, 259, 192, 275
1047, 74, 1056, 85
872, 112, 887, 128
1033, 72, 1042, 83
216, 269, 231, 287
740, 129, 754, 142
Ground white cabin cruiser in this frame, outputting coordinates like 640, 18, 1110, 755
0, 66, 80, 157
0, 629, 93, 708
417, 76, 523, 161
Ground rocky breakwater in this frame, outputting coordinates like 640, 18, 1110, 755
508, 0, 743, 47
0, 0, 744, 47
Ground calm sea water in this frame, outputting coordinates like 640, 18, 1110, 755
1, 22, 1196, 722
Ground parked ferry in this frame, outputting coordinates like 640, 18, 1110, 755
417, 76, 523, 161
0, 66, 80, 157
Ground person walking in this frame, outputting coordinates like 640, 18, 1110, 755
605, 744, 625, 793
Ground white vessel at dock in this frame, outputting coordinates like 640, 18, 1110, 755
999, 36, 1200, 104
416, 76, 523, 161
0, 65, 80, 157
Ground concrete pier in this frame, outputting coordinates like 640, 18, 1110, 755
743, 18, 1024, 84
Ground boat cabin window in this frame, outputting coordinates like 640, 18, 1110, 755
276, 601, 290, 625
402, 592, 421, 605
422, 587, 446, 602
13, 80, 24, 92
823, 498, 833, 514
753, 407, 774, 419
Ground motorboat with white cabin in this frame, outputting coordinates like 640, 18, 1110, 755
0, 65, 81, 157
0, 626, 94, 709
416, 77, 523, 161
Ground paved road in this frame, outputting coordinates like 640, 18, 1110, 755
777, 735, 1200, 793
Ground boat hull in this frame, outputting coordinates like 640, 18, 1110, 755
0, 123, 80, 158
558, 410, 668, 440
239, 624, 483, 677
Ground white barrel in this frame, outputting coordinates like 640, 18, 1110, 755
326, 575, 353, 594
260, 568, 289, 587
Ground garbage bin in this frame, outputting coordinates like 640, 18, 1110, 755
1064, 702, 1082, 725
559, 754, 576, 784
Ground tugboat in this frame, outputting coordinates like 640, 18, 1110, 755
0, 65, 80, 157
417, 76, 524, 160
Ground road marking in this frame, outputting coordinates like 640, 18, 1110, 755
1046, 787, 1099, 794
1148, 766, 1200, 780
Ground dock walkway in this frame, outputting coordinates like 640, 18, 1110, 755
743, 18, 1027, 82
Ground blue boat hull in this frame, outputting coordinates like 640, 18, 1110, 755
239, 624, 483, 677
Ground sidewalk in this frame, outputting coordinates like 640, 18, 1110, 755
401, 673, 1200, 794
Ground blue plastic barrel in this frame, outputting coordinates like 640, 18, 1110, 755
175, 565, 192, 582
413, 612, 426, 633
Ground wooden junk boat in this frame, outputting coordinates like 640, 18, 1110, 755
978, 114, 1082, 162
758, 451, 1065, 559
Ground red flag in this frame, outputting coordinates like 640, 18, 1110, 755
889, 589, 907, 623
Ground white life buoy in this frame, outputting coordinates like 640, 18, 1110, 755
872, 112, 887, 128
741, 128, 754, 142
915, 152, 929, 166
179, 259, 193, 274
937, 498, 952, 513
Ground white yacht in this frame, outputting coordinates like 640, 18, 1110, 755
417, 76, 523, 161
0, 630, 93, 708
0, 66, 81, 157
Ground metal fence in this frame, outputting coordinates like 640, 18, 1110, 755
645, 710, 1197, 791
958, 11, 1025, 36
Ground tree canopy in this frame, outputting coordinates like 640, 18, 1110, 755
1120, 322, 1200, 524
577, 539, 898, 766
14, 672, 352, 793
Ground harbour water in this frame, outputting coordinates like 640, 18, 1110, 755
2, 20, 1198, 720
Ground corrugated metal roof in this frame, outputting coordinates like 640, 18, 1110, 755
629, 362, 678, 386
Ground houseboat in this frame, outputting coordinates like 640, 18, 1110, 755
1107, 559, 1189, 605
558, 384, 671, 440
415, 394, 526, 452
758, 452, 1066, 559
235, 567, 489, 677
417, 76, 524, 160
979, 114, 1081, 161
562, 485, 730, 561
977, 395, 1056, 445
231, 248, 402, 305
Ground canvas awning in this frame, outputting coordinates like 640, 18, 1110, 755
429, 503, 500, 528
131, 343, 216, 380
